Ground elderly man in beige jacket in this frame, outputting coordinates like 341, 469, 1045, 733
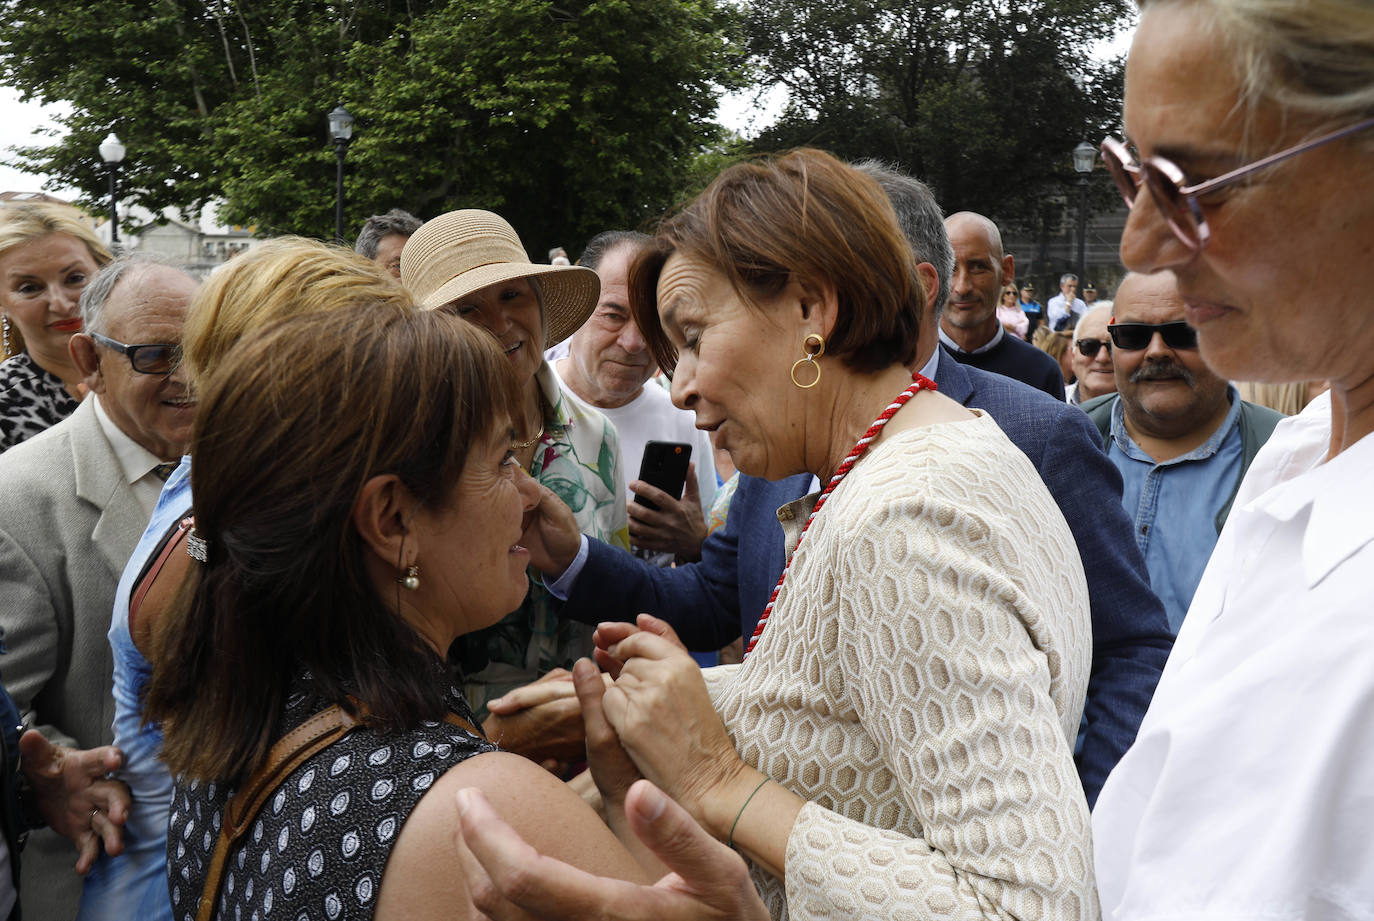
0, 257, 196, 920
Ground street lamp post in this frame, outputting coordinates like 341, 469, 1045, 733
327, 104, 355, 243
98, 132, 127, 247
1072, 140, 1096, 283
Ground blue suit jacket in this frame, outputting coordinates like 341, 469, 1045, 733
562, 352, 1174, 805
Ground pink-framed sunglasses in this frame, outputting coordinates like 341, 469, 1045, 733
1101, 115, 1374, 251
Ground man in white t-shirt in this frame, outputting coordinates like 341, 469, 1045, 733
552, 232, 716, 563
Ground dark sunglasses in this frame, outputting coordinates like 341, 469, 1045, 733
1107, 321, 1198, 352
89, 331, 183, 375
1075, 338, 1112, 358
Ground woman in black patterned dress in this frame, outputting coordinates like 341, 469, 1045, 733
144, 303, 649, 920
0, 202, 111, 452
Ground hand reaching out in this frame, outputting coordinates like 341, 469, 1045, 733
455, 780, 769, 921
19, 730, 130, 874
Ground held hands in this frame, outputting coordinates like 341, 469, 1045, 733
455, 780, 769, 921
518, 483, 582, 578
628, 463, 707, 561
19, 730, 130, 874
484, 668, 609, 771
592, 618, 746, 833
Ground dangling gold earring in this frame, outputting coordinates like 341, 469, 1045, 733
790, 334, 825, 389
399, 564, 420, 590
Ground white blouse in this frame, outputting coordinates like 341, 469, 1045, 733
1094, 390, 1374, 920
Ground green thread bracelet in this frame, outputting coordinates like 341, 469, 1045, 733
727, 777, 771, 849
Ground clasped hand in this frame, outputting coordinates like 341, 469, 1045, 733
20, 730, 131, 874
579, 615, 745, 836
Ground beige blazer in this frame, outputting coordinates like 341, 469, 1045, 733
0, 396, 149, 920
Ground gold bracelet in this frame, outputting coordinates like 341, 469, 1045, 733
727, 777, 770, 850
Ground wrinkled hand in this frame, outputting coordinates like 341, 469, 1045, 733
599, 632, 745, 829
519, 483, 583, 578
593, 614, 687, 680
628, 464, 706, 561
19, 730, 130, 874
484, 669, 612, 769
455, 780, 768, 921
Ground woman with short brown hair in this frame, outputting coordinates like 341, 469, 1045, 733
146, 304, 649, 920
587, 148, 1096, 920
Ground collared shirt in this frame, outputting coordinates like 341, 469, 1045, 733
1106, 388, 1243, 632
939, 322, 1005, 356
1094, 390, 1374, 920
90, 395, 173, 519
1046, 294, 1087, 331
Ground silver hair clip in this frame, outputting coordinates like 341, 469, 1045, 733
185, 528, 209, 563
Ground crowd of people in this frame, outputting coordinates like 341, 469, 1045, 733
0, 0, 1369, 918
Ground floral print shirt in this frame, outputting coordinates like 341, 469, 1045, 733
453, 362, 629, 715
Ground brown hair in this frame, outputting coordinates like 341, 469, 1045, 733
145, 304, 522, 785
183, 237, 407, 380
0, 202, 113, 359
629, 149, 925, 374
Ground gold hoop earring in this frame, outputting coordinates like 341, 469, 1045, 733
790, 334, 826, 389
399, 564, 420, 591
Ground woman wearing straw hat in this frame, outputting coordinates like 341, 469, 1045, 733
401, 210, 630, 754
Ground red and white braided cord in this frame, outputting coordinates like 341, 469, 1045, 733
744, 372, 937, 657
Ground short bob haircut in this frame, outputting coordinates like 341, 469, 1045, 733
0, 202, 113, 359
183, 237, 407, 380
145, 304, 523, 786
629, 148, 924, 375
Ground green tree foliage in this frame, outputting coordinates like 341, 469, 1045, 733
744, 0, 1131, 234
0, 0, 740, 253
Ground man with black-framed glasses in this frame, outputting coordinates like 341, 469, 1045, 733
0, 256, 198, 919
1080, 271, 1282, 634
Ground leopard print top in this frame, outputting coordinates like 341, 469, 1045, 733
0, 353, 79, 454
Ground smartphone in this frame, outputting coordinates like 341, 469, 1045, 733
634, 441, 692, 511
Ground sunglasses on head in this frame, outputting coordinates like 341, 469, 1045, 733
1075, 338, 1111, 358
1107, 321, 1198, 352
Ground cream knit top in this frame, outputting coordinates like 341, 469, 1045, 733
704, 412, 1096, 921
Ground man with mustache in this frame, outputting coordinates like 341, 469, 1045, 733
553, 231, 716, 564
1081, 271, 1282, 633
0, 256, 197, 919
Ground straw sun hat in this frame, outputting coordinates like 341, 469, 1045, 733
400, 210, 600, 348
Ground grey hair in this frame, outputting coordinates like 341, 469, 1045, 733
354, 209, 423, 259
1138, 0, 1374, 146
1073, 302, 1113, 339
1059, 273, 1079, 285
850, 160, 954, 318
80, 254, 183, 336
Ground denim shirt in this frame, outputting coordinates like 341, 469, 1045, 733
79, 456, 192, 921
1108, 388, 1243, 633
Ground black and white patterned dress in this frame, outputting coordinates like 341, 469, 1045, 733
0, 353, 79, 454
167, 676, 496, 921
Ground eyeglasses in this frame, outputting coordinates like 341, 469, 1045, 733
1075, 338, 1112, 358
1101, 115, 1374, 251
88, 331, 183, 375
1107, 321, 1198, 352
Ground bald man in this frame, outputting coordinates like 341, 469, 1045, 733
939, 212, 1065, 400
